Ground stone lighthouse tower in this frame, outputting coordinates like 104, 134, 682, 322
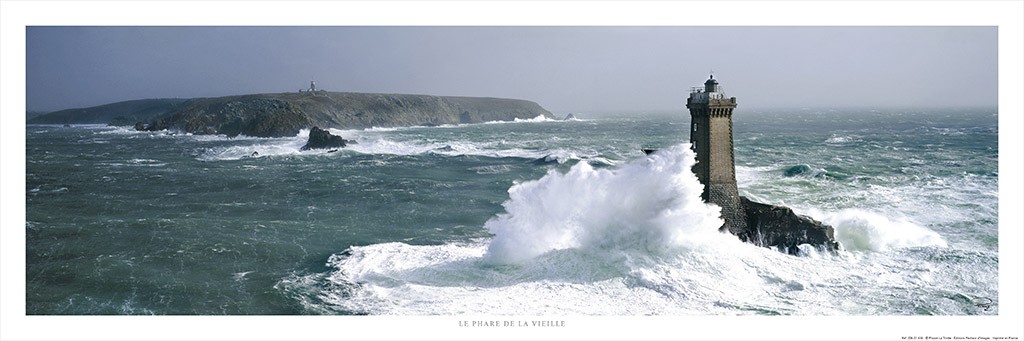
686, 74, 746, 234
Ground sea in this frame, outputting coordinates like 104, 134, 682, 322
25, 108, 999, 315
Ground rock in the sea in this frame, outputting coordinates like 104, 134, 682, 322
301, 127, 355, 151
738, 196, 840, 254
563, 113, 577, 120
134, 119, 169, 132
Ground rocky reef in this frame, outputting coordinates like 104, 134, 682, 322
736, 196, 839, 254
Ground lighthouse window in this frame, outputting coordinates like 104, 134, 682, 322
693, 123, 698, 132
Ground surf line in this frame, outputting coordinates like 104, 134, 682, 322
458, 320, 566, 327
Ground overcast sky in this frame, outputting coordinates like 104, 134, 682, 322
26, 26, 996, 113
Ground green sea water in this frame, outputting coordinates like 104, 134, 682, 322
25, 108, 998, 315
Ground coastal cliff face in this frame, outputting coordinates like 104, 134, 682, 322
163, 95, 311, 137
290, 93, 554, 129
30, 92, 555, 137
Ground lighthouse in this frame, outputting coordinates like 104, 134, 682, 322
687, 74, 746, 234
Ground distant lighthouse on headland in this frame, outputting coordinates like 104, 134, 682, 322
300, 80, 324, 94
686, 74, 746, 234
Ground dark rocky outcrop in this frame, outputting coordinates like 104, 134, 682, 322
563, 113, 577, 120
165, 96, 310, 137
736, 196, 840, 254
133, 119, 170, 132
32, 92, 555, 138
301, 127, 355, 151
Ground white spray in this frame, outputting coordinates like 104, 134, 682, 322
298, 143, 957, 315
483, 144, 729, 264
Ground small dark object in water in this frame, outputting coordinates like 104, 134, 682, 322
642, 148, 658, 155
327, 149, 339, 153
531, 155, 560, 165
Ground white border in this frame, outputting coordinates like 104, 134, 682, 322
2, 1, 1022, 340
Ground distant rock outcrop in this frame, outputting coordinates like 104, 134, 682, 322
32, 92, 556, 138
737, 196, 839, 254
133, 119, 170, 132
28, 98, 189, 125
26, 111, 48, 121
563, 113, 577, 120
301, 127, 355, 151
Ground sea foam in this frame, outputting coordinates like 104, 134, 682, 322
819, 209, 948, 252
483, 144, 726, 264
194, 126, 602, 163
284, 143, 969, 315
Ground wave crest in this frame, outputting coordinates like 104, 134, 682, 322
821, 209, 948, 252
483, 144, 725, 264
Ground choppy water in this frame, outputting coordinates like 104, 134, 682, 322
25, 108, 998, 315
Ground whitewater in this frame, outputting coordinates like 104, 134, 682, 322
25, 108, 998, 315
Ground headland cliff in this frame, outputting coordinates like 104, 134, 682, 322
29, 92, 555, 137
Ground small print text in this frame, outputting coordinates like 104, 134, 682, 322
458, 320, 566, 328
902, 337, 1020, 340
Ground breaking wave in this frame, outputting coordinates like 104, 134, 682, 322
273, 144, 963, 315
195, 127, 613, 164
820, 209, 948, 252
483, 144, 726, 263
